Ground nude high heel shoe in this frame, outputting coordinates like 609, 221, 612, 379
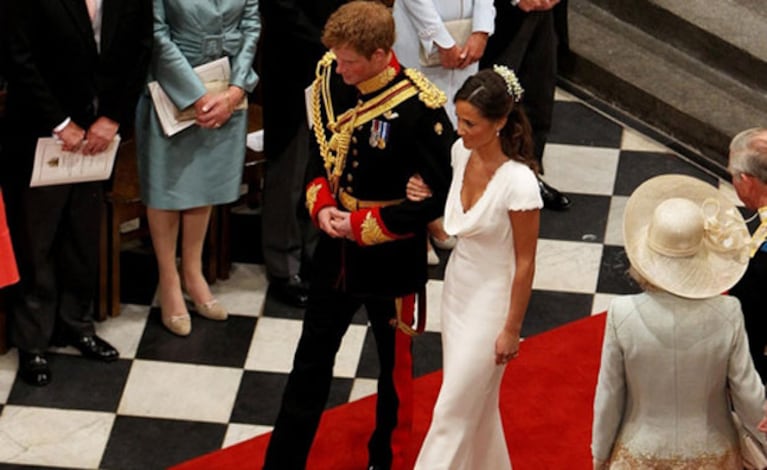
162, 312, 192, 336
193, 299, 228, 321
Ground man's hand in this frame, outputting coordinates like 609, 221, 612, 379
329, 210, 353, 240
56, 121, 86, 153
517, 0, 560, 12
318, 206, 351, 239
82, 117, 119, 155
458, 32, 488, 69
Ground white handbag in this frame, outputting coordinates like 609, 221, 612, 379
418, 18, 473, 67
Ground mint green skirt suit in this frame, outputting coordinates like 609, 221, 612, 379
136, 0, 260, 210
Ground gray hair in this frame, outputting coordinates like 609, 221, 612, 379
728, 127, 767, 183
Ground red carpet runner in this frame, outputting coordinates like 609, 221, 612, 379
172, 313, 606, 470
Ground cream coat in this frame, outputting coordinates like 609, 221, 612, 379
592, 291, 767, 468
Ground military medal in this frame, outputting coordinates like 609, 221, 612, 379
369, 119, 390, 150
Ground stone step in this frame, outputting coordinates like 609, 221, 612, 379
584, 0, 767, 94
563, 0, 767, 176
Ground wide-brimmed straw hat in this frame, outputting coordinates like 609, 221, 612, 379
623, 174, 750, 299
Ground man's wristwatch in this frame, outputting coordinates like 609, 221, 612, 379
511, 0, 520, 6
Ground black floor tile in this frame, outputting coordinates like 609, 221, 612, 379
596, 245, 642, 296
101, 416, 226, 470
547, 102, 623, 149
412, 331, 442, 378
136, 310, 256, 368
539, 193, 612, 243
523, 290, 594, 337
7, 355, 130, 412
230, 371, 287, 426
613, 150, 718, 196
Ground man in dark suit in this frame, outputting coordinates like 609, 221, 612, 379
481, 0, 572, 211
258, 0, 351, 307
728, 128, 767, 383
1, 0, 152, 386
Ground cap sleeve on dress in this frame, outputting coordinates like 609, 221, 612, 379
450, 139, 469, 168
504, 163, 544, 211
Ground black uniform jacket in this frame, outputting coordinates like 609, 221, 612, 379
306, 53, 455, 297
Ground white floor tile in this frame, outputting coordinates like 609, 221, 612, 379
96, 303, 150, 359
604, 196, 628, 247
349, 378, 378, 402
534, 239, 603, 294
334, 324, 367, 378
117, 360, 242, 423
542, 144, 621, 196
0, 350, 18, 404
223, 423, 272, 448
620, 128, 670, 153
244, 317, 303, 373
554, 88, 579, 102
211, 263, 268, 317
591, 293, 619, 315
0, 405, 114, 468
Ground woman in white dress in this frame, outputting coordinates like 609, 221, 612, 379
592, 174, 766, 469
393, 0, 496, 260
408, 67, 542, 469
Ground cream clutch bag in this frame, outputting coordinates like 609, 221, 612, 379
175, 79, 248, 121
419, 18, 473, 67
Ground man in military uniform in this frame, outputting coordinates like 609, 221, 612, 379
263, 2, 454, 469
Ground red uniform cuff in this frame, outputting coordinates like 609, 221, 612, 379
350, 207, 409, 246
305, 177, 336, 223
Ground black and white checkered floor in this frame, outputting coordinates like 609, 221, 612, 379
0, 88, 746, 469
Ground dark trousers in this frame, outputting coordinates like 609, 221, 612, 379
4, 181, 101, 353
730, 250, 767, 383
261, 124, 319, 280
264, 288, 412, 469
481, 8, 558, 167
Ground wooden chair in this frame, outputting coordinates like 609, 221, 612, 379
98, 137, 148, 319
206, 103, 265, 280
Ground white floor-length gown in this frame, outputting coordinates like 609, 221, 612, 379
415, 140, 542, 469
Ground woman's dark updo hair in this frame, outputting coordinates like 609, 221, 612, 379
454, 68, 537, 172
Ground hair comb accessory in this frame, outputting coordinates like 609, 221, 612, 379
492, 64, 524, 102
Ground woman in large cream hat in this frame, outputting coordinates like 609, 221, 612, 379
591, 174, 767, 469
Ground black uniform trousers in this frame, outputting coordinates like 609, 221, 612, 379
481, 9, 558, 166
730, 249, 767, 384
264, 287, 404, 469
3, 180, 101, 353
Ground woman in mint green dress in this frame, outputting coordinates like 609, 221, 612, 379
135, 0, 260, 336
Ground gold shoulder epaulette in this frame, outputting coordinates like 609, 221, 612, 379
404, 68, 447, 109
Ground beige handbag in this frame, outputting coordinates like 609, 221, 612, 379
418, 18, 473, 67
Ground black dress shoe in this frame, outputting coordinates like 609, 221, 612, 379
270, 274, 309, 308
538, 178, 572, 211
18, 351, 51, 386
68, 334, 119, 362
